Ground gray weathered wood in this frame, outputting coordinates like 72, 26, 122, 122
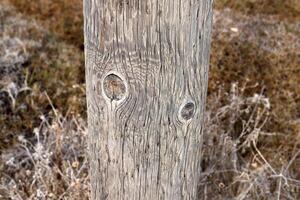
83, 0, 213, 199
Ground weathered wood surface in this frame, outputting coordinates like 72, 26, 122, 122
83, 0, 213, 199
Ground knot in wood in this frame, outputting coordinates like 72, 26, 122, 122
103, 73, 126, 101
180, 102, 195, 121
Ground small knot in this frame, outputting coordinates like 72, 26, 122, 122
103, 73, 126, 101
180, 102, 195, 121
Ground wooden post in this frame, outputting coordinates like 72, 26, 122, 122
83, 0, 213, 199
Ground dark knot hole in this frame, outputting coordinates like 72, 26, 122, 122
180, 102, 195, 121
103, 73, 126, 101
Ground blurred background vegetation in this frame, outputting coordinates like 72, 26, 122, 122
0, 0, 299, 199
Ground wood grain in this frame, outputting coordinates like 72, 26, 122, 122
83, 0, 213, 199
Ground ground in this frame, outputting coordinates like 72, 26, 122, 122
0, 0, 299, 199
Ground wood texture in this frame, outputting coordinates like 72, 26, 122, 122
83, 0, 213, 199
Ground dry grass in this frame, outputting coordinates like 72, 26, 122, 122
1, 100, 89, 200
0, 1, 85, 152
210, 8, 300, 148
200, 84, 300, 199
0, 0, 300, 199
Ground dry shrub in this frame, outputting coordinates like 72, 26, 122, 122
0, 1, 85, 152
0, 1, 43, 150
0, 3, 87, 195
200, 84, 300, 199
202, 8, 300, 199
209, 8, 300, 153
0, 105, 89, 200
